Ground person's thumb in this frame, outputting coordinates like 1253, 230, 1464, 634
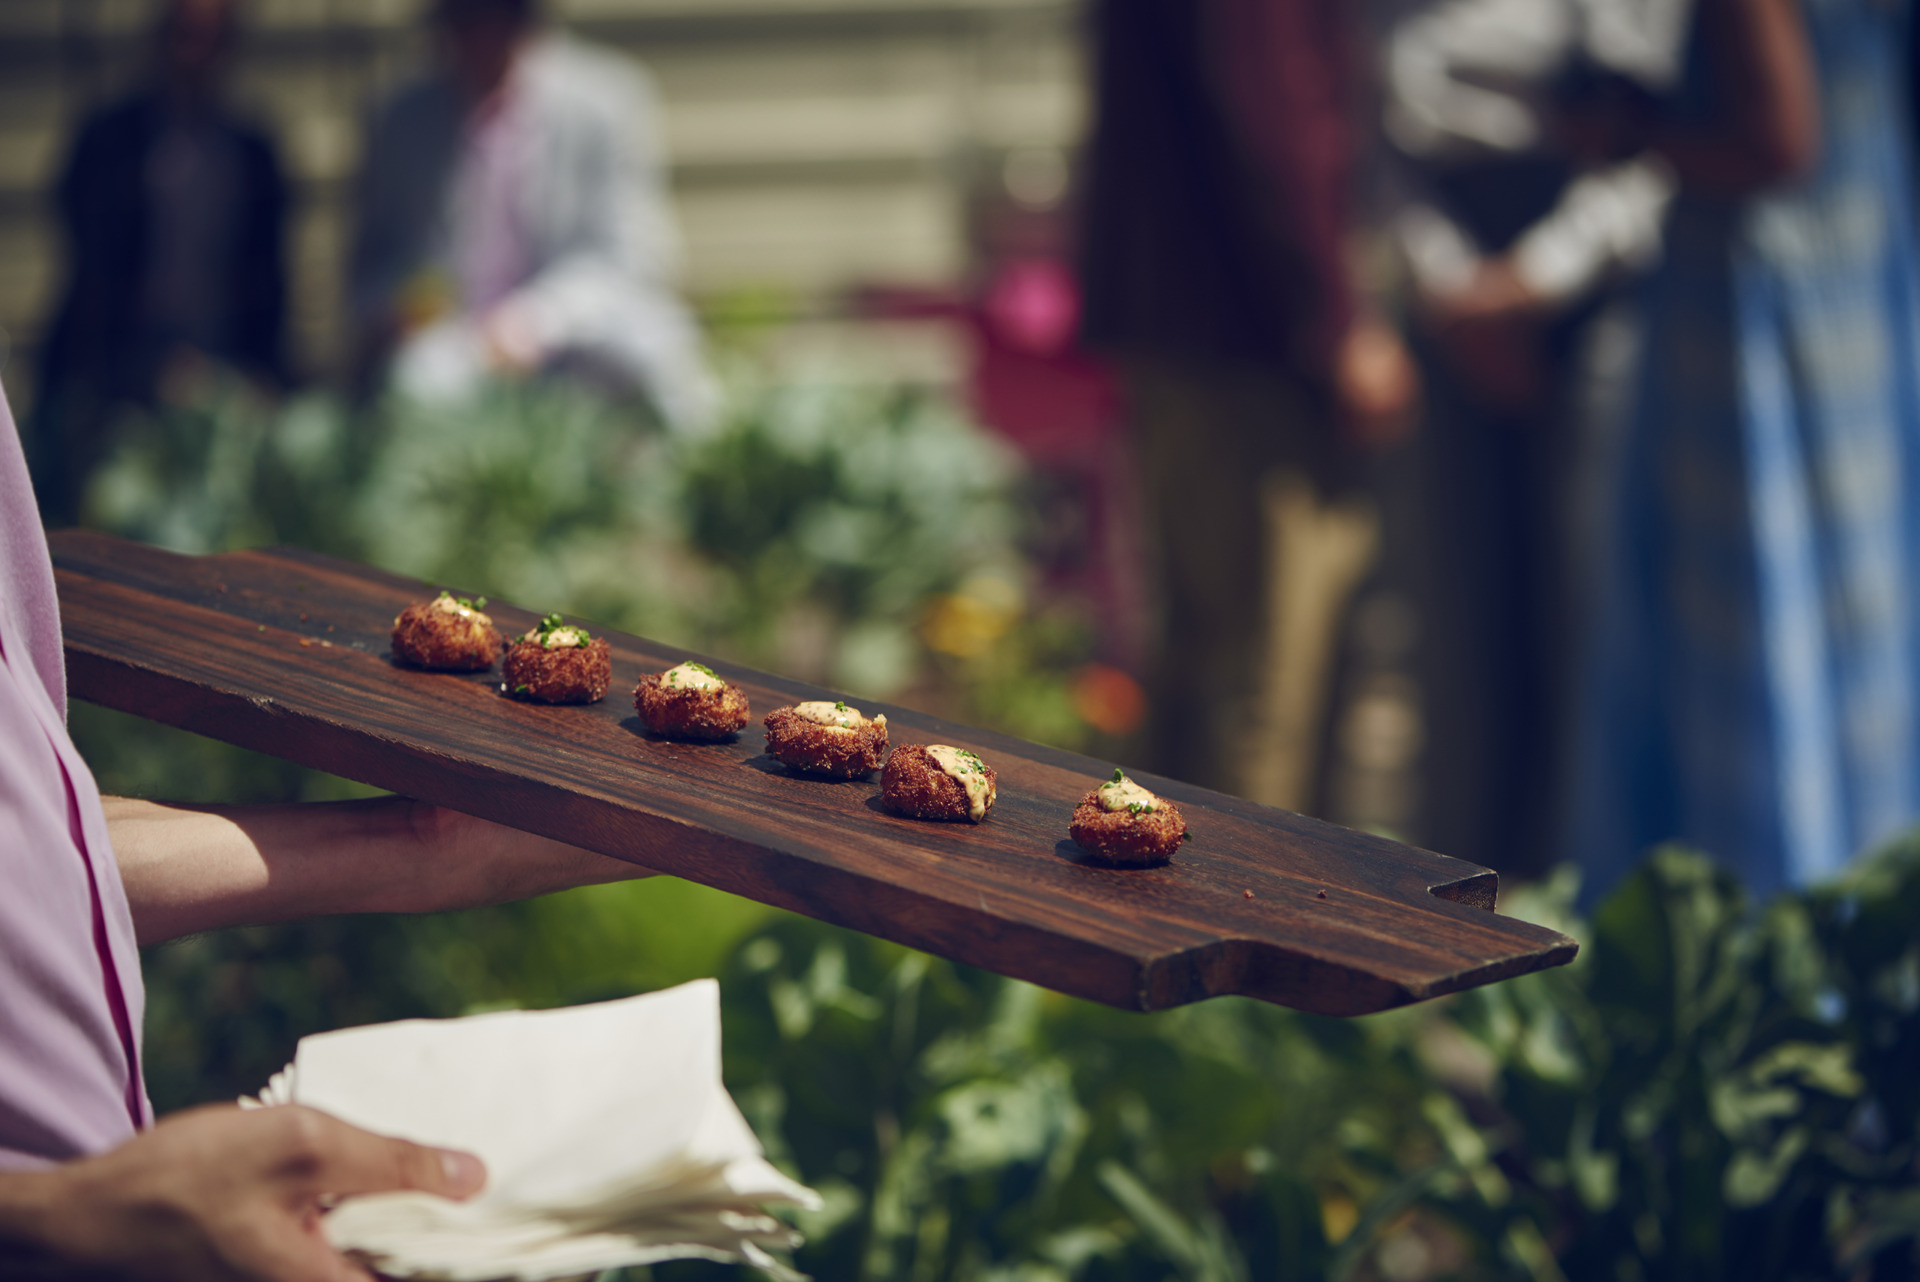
271, 1106, 487, 1201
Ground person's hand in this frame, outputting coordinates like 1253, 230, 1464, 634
479, 305, 542, 375
1422, 258, 1551, 416
1426, 257, 1547, 327
1333, 315, 1422, 450
10, 1104, 485, 1281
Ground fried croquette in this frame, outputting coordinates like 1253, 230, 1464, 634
635, 661, 750, 740
503, 614, 612, 704
763, 700, 888, 777
1068, 769, 1189, 867
882, 744, 997, 823
391, 592, 504, 671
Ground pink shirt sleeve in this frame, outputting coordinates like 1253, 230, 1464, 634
0, 392, 149, 1168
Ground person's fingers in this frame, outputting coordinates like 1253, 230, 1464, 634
238, 1226, 385, 1282
211, 1212, 369, 1282
267, 1107, 486, 1202
277, 1226, 386, 1282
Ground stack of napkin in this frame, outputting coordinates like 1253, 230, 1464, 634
247, 979, 820, 1281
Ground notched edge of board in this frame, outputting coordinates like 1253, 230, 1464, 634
1135, 939, 1427, 1017
1428, 869, 1498, 912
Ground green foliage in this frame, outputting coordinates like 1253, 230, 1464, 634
1438, 847, 1920, 1281
715, 923, 1380, 1282
87, 363, 1027, 708
84, 353, 1127, 754
675, 362, 1020, 658
716, 844, 1919, 1282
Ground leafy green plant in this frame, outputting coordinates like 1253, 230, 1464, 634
1432, 847, 1920, 1281
710, 845, 1919, 1282
84, 356, 1063, 727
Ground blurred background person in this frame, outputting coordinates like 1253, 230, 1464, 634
1078, 0, 1420, 811
1566, 0, 1920, 900
348, 0, 714, 429
1379, 0, 1686, 877
27, 0, 289, 527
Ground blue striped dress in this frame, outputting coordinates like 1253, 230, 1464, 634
1565, 0, 1920, 898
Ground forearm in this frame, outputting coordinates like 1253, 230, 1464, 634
105, 796, 650, 946
107, 796, 421, 945
1507, 158, 1676, 303
0, 1170, 86, 1278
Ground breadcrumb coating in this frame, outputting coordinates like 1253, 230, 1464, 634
1068, 773, 1188, 866
763, 703, 888, 777
635, 668, 750, 740
391, 595, 504, 671
882, 744, 997, 823
504, 635, 612, 704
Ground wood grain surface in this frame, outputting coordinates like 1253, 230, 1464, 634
52, 531, 1577, 1015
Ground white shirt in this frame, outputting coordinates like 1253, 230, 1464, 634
1384, 0, 1691, 303
353, 33, 715, 429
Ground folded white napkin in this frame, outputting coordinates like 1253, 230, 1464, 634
247, 979, 819, 1281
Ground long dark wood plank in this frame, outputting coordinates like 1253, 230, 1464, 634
52, 531, 1576, 1014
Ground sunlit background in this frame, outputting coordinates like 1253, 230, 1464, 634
0, 0, 1081, 390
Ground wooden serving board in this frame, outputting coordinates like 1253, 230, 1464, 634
52, 531, 1576, 1015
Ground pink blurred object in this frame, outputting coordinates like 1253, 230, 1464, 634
852, 261, 1143, 672
984, 258, 1080, 356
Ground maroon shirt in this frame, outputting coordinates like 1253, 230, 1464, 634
1078, 0, 1358, 378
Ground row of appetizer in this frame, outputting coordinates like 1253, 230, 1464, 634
390, 592, 1189, 866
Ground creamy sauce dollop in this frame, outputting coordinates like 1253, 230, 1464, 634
662, 662, 725, 692
1097, 773, 1160, 815
927, 745, 994, 821
423, 594, 490, 626
525, 626, 588, 649
794, 700, 864, 733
